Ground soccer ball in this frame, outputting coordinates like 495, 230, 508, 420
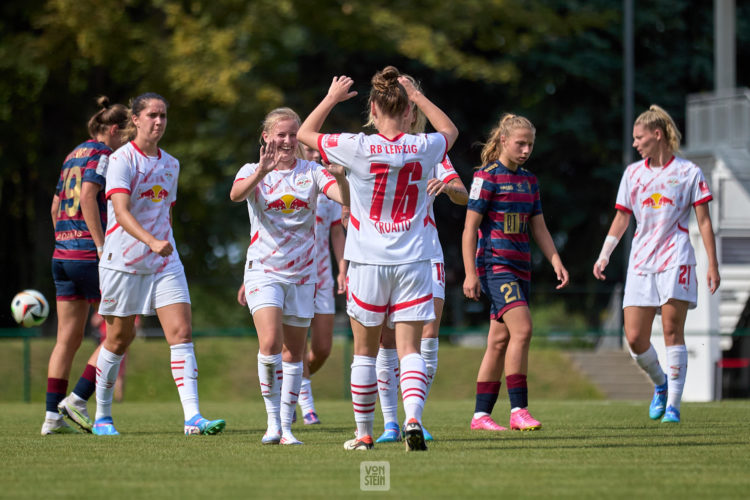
10, 289, 49, 327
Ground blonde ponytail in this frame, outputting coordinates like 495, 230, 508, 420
634, 104, 682, 153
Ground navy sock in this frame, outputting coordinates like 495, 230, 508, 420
72, 364, 97, 401
507, 374, 528, 409
474, 381, 501, 414
46, 378, 67, 414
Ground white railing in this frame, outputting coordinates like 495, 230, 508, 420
686, 87, 750, 150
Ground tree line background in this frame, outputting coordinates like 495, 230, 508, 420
2, 0, 749, 332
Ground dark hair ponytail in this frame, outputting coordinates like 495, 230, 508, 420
87, 96, 128, 139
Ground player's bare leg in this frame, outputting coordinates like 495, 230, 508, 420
471, 320, 509, 431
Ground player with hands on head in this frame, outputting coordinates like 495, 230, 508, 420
298, 66, 458, 451
593, 104, 719, 424
230, 108, 348, 445
93, 92, 225, 436
372, 74, 468, 444
43, 96, 128, 435
462, 113, 568, 433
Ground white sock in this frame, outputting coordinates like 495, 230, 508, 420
69, 392, 86, 405
376, 348, 399, 425
351, 355, 377, 438
170, 343, 200, 421
95, 347, 123, 421
298, 377, 315, 415
281, 361, 303, 435
666, 345, 688, 410
630, 344, 667, 386
400, 352, 428, 424
258, 352, 282, 431
421, 338, 439, 397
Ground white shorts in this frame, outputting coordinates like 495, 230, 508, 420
244, 268, 314, 327
346, 261, 435, 327
98, 266, 191, 317
432, 261, 446, 301
314, 284, 336, 315
623, 265, 697, 310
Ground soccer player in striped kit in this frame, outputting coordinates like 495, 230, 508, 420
594, 105, 720, 423
43, 97, 128, 435
463, 113, 569, 432
94, 93, 225, 436
231, 108, 348, 445
299, 66, 459, 451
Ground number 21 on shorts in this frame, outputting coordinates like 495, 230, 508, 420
500, 281, 521, 303
678, 265, 691, 285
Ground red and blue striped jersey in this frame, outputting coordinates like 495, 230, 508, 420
467, 161, 542, 281
53, 140, 110, 261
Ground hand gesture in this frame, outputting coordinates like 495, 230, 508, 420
258, 140, 279, 175
327, 76, 358, 103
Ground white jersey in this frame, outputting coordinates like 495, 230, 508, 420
615, 156, 712, 274
235, 159, 336, 284
426, 155, 460, 263
318, 131, 447, 264
314, 194, 343, 291
100, 141, 183, 275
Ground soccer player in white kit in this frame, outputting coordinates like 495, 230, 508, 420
373, 81, 468, 443
298, 66, 459, 451
594, 104, 720, 423
293, 144, 347, 425
230, 108, 348, 445
94, 93, 225, 436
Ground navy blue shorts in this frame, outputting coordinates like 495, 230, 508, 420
479, 271, 530, 321
52, 259, 100, 302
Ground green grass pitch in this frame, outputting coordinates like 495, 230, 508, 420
2, 399, 749, 499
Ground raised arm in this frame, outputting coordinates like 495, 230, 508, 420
695, 203, 720, 293
298, 76, 358, 150
593, 209, 631, 280
529, 213, 569, 289
230, 142, 280, 202
398, 76, 458, 150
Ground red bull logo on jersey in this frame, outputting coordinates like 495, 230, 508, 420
138, 185, 169, 202
641, 193, 675, 209
265, 194, 310, 214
